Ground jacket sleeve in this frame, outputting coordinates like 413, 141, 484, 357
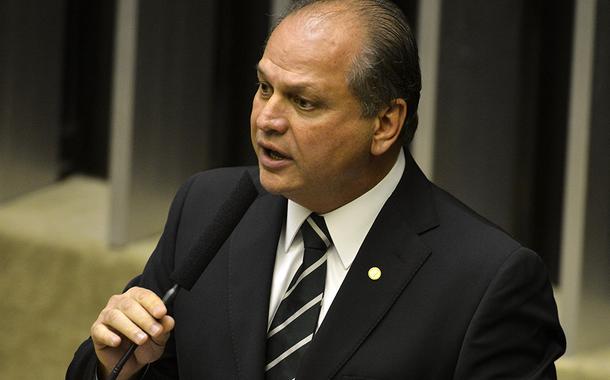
66, 175, 198, 380
452, 247, 566, 379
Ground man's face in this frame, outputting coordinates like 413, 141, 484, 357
250, 11, 377, 212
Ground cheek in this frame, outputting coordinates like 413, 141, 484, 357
299, 131, 357, 173
324, 127, 374, 171
324, 122, 373, 154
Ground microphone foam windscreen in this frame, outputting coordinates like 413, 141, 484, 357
171, 171, 258, 290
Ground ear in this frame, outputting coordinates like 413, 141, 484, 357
370, 98, 408, 156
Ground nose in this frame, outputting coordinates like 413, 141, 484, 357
255, 95, 289, 135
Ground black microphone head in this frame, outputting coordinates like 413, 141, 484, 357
171, 171, 258, 290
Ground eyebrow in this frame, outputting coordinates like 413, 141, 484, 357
256, 63, 318, 94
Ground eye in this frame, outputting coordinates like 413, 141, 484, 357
293, 96, 314, 111
257, 81, 272, 98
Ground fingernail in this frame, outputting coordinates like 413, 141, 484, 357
136, 332, 147, 343
150, 324, 161, 335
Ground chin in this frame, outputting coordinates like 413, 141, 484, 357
258, 170, 287, 195
259, 170, 303, 200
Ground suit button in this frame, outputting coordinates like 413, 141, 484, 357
368, 266, 382, 280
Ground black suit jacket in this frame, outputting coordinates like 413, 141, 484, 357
68, 154, 565, 379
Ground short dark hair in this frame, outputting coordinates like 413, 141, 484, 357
270, 0, 421, 144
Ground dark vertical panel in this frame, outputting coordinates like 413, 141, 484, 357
434, 0, 527, 234
127, 0, 220, 239
512, 0, 543, 249
0, 0, 65, 200
432, 0, 572, 282
125, 0, 271, 240
209, 0, 272, 167
528, 0, 574, 282
60, 0, 116, 178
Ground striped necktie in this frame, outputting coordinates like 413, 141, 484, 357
265, 214, 332, 379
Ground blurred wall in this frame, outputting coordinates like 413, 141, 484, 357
0, 0, 65, 201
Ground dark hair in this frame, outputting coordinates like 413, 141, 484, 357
270, 0, 421, 144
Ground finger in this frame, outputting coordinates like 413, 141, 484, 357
149, 315, 175, 346
128, 288, 167, 319
116, 296, 164, 338
100, 308, 149, 345
91, 322, 122, 348
162, 315, 175, 331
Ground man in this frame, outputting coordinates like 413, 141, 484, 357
68, 0, 566, 379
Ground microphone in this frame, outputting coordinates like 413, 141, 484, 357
170, 171, 259, 289
108, 171, 258, 380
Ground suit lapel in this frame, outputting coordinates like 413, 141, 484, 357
227, 190, 286, 380
298, 153, 439, 379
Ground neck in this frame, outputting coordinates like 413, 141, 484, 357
297, 147, 401, 214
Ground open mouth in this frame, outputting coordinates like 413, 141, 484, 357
265, 148, 288, 160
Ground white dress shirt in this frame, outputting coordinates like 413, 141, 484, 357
267, 149, 406, 329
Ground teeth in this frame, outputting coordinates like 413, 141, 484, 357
268, 150, 285, 160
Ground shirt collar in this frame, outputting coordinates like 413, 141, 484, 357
284, 148, 406, 269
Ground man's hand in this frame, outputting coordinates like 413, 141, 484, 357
90, 287, 175, 380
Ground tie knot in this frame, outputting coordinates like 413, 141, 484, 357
300, 214, 332, 252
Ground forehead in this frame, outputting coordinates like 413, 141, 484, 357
259, 9, 363, 86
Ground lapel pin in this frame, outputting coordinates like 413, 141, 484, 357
368, 266, 382, 281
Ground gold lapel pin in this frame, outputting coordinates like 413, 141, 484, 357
368, 266, 382, 281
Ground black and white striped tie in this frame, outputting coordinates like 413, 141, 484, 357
265, 214, 332, 379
